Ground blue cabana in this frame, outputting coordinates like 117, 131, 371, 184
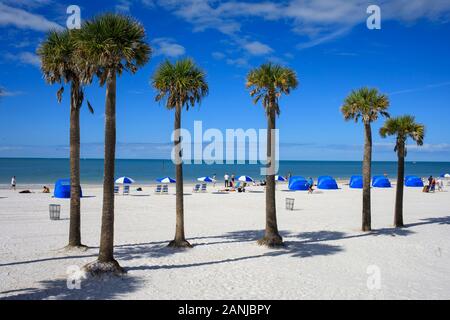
288, 176, 309, 191
317, 176, 333, 185
349, 175, 363, 189
317, 176, 338, 190
54, 179, 83, 199
372, 176, 391, 188
405, 176, 424, 187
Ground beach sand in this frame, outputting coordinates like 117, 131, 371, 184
0, 183, 449, 300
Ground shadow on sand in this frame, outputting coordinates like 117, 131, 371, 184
1, 216, 448, 299
1, 275, 143, 300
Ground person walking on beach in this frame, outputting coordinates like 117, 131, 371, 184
437, 177, 444, 191
11, 176, 16, 191
231, 174, 235, 188
307, 177, 314, 194
212, 174, 216, 188
224, 173, 229, 188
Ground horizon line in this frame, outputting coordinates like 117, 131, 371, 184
0, 157, 449, 163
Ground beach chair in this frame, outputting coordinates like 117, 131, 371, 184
192, 184, 200, 193
123, 185, 130, 195
200, 183, 207, 193
162, 184, 169, 195
114, 186, 119, 194
154, 184, 162, 195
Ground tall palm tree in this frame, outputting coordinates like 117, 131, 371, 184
380, 115, 424, 227
38, 30, 93, 250
152, 59, 208, 248
246, 63, 298, 247
77, 14, 151, 274
341, 87, 390, 231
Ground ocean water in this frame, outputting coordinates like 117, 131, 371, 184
0, 158, 449, 186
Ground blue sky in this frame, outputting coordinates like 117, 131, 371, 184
1, 0, 450, 161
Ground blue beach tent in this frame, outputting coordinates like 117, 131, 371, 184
317, 176, 338, 190
54, 179, 82, 199
405, 176, 424, 187
372, 176, 391, 188
317, 176, 333, 184
288, 176, 309, 191
349, 175, 363, 189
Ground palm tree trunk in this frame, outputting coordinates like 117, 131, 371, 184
67, 81, 84, 248
85, 70, 123, 274
362, 122, 372, 231
258, 107, 283, 247
394, 142, 405, 227
168, 103, 191, 248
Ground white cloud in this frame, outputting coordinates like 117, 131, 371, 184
242, 41, 273, 56
389, 81, 450, 96
226, 57, 248, 68
0, 88, 25, 97
152, 38, 186, 58
0, 3, 63, 32
155, 0, 450, 51
116, 0, 132, 13
212, 52, 226, 60
4, 51, 41, 68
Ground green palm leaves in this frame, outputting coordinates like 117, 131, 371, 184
246, 63, 298, 116
380, 115, 425, 154
341, 87, 390, 123
152, 58, 208, 110
76, 13, 151, 85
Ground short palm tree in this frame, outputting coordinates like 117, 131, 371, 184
341, 87, 390, 231
38, 29, 93, 250
246, 63, 298, 247
152, 58, 208, 248
380, 115, 425, 227
77, 13, 151, 274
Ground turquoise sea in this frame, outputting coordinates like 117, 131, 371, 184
0, 158, 449, 186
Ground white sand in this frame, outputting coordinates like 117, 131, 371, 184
0, 183, 449, 300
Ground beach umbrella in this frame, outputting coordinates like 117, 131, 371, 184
115, 177, 135, 184
238, 175, 254, 182
197, 176, 214, 183
156, 176, 176, 183
275, 175, 287, 182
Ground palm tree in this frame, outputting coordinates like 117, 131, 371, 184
77, 14, 151, 274
341, 87, 390, 231
380, 115, 424, 227
246, 63, 298, 247
38, 30, 93, 250
152, 59, 208, 248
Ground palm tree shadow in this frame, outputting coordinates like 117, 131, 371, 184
406, 216, 450, 228
0, 275, 142, 300
125, 229, 344, 271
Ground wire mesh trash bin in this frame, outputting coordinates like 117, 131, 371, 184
286, 198, 295, 211
49, 204, 61, 220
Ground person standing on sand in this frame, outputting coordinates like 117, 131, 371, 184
231, 174, 235, 188
11, 176, 16, 191
307, 177, 314, 194
224, 173, 229, 188
212, 174, 216, 188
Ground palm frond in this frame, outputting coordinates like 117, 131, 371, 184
151, 58, 208, 110
246, 62, 298, 116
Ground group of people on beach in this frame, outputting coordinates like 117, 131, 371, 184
9, 176, 50, 194
423, 175, 444, 193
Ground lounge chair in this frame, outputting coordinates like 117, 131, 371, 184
154, 184, 162, 195
114, 186, 119, 194
193, 184, 200, 193
200, 183, 207, 193
123, 185, 130, 195
162, 184, 169, 195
